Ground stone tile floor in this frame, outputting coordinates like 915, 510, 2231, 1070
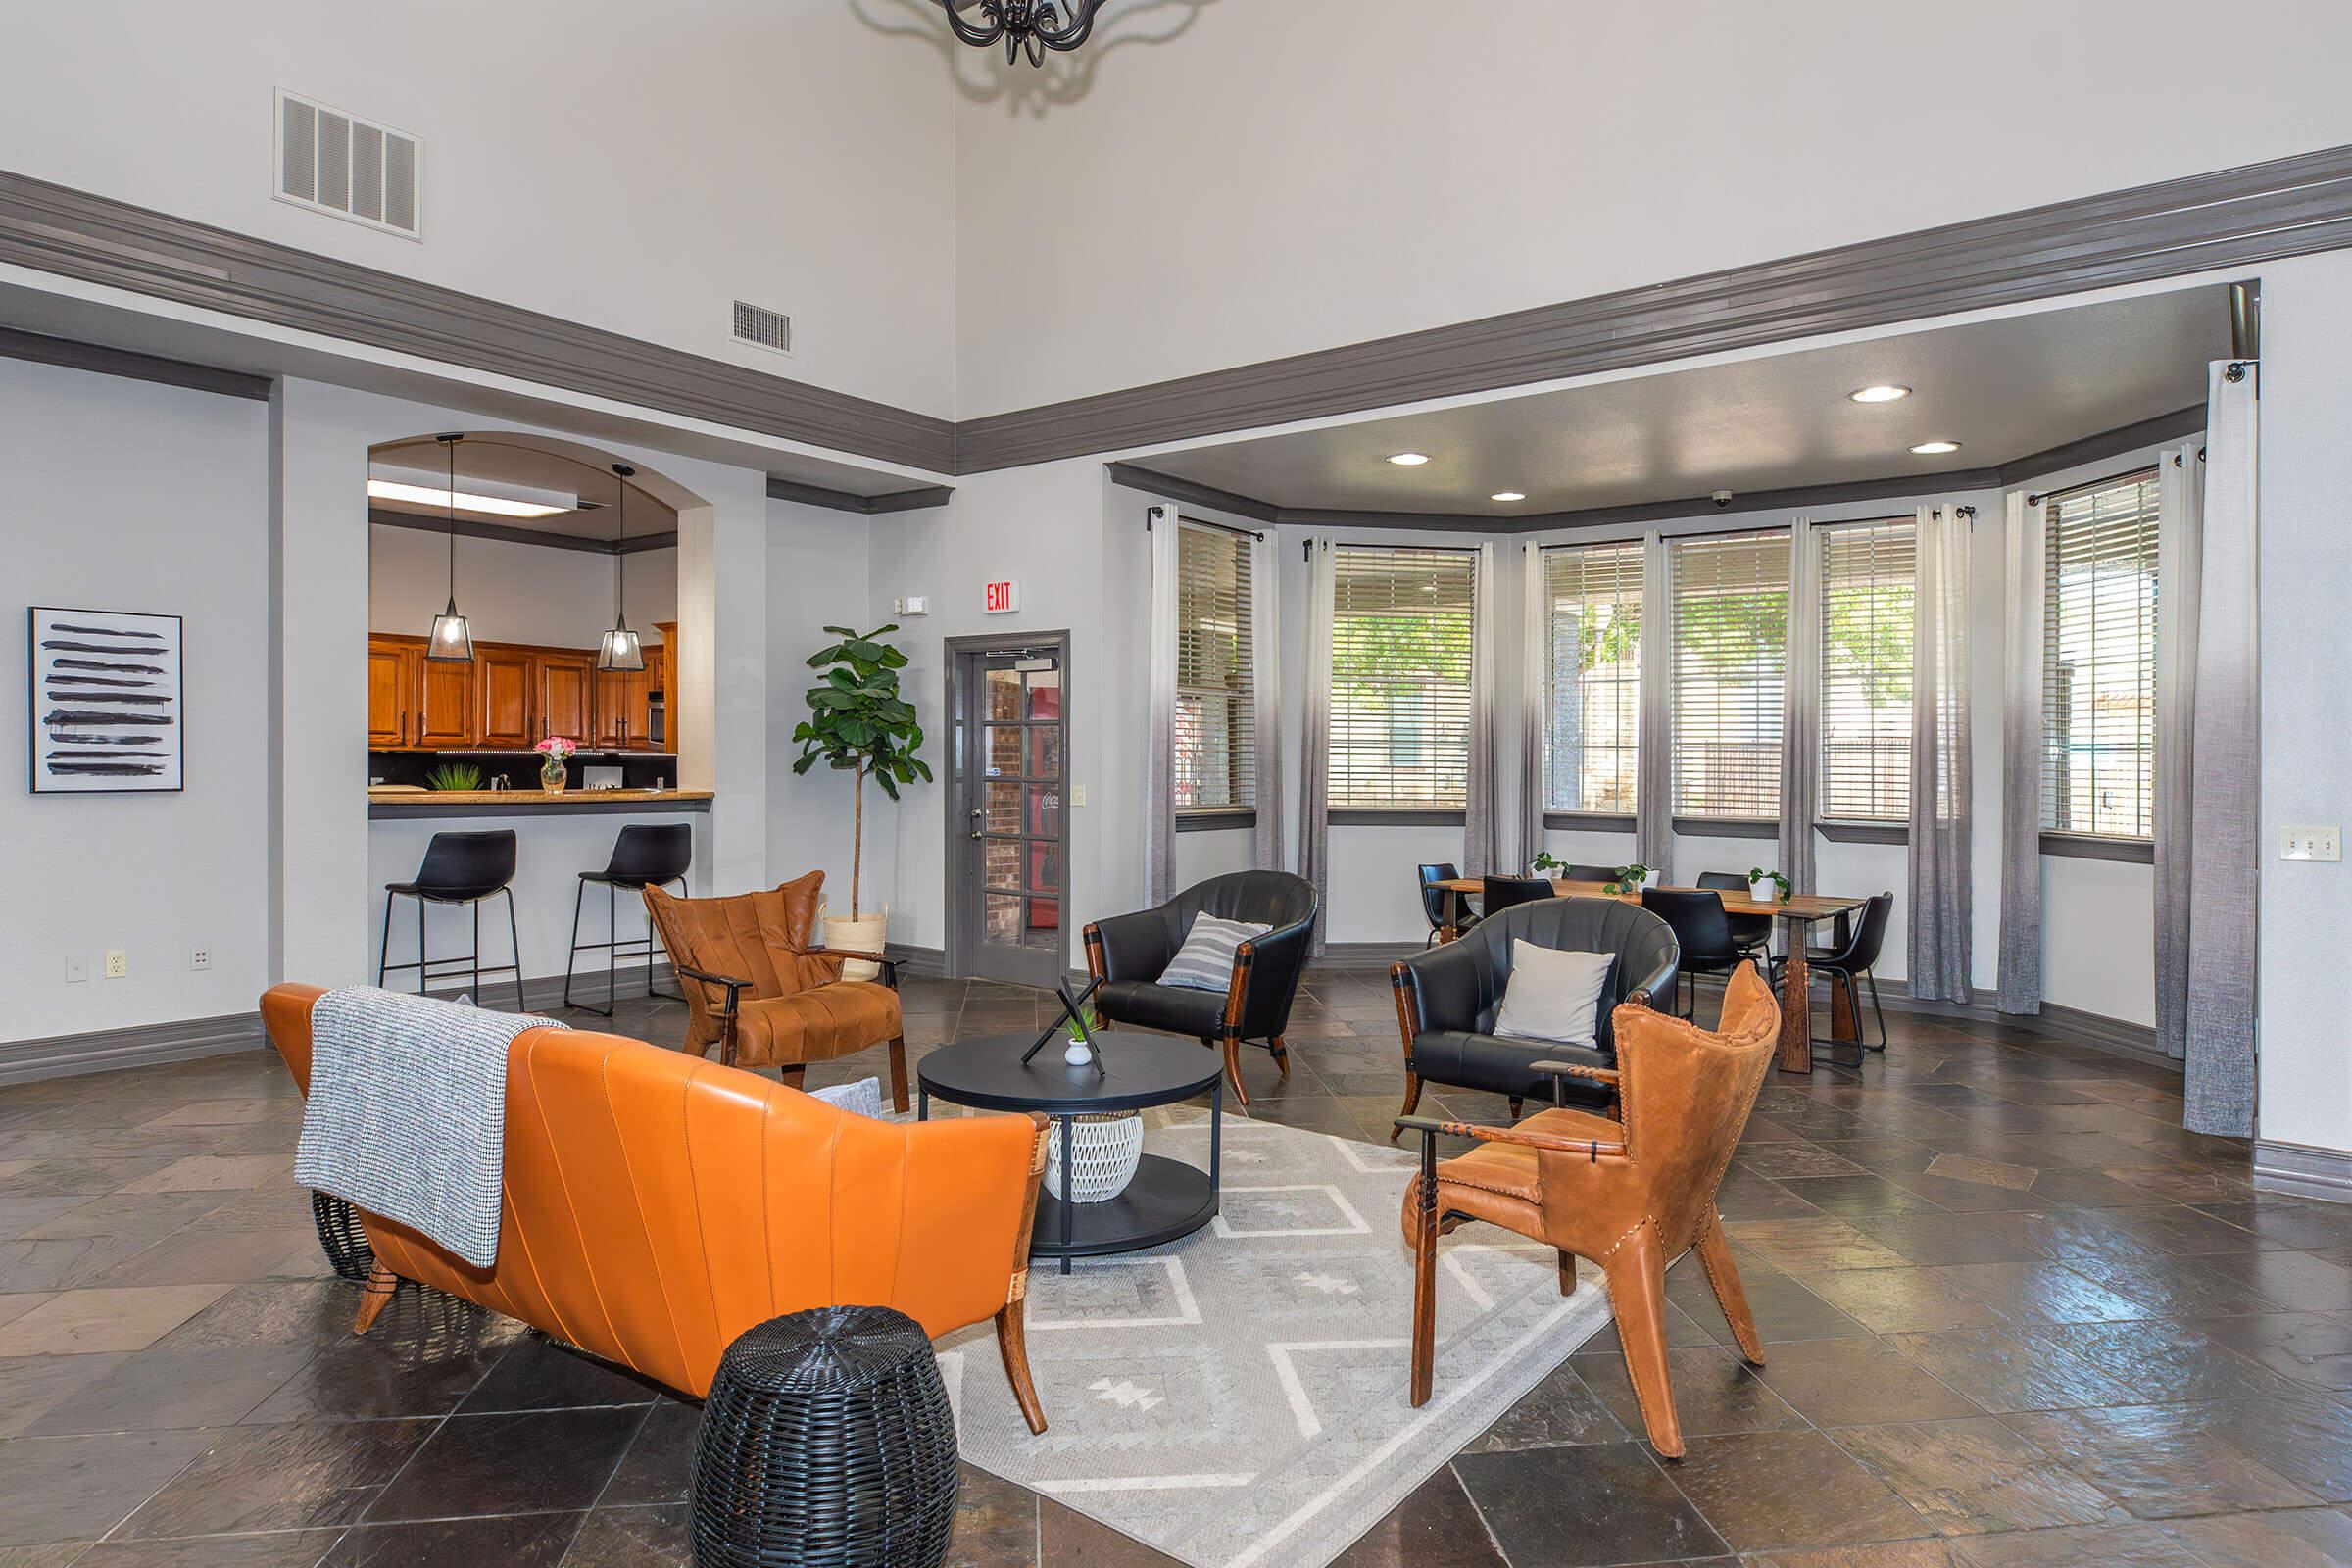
3, 969, 2349, 1566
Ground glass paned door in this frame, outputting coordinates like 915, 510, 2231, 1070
955, 641, 1067, 987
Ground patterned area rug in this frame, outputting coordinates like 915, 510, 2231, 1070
936, 1110, 1615, 1568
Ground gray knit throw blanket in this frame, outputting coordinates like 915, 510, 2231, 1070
294, 986, 564, 1269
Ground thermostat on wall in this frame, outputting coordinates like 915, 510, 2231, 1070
894, 595, 930, 616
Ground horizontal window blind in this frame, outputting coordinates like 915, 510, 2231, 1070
1329, 545, 1476, 808
2043, 469, 2159, 838
1173, 522, 1255, 811
1543, 542, 1642, 813
1671, 531, 1788, 819
1819, 518, 1916, 821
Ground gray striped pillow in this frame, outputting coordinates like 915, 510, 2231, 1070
1158, 912, 1273, 991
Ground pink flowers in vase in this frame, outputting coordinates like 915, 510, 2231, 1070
535, 736, 575, 792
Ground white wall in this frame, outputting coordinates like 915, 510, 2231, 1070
368, 528, 676, 652
2253, 247, 2352, 1161
955, 0, 2352, 415
765, 498, 879, 920
0, 358, 270, 1041
0, 0, 956, 416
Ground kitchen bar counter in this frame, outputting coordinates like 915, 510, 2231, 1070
368, 788, 712, 820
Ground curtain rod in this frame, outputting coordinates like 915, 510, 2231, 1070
1145, 509, 1264, 542
2026, 461, 2169, 508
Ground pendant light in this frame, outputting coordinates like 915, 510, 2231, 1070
597, 462, 646, 672
425, 433, 474, 662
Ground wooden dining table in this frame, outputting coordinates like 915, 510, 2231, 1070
1431, 878, 1872, 1074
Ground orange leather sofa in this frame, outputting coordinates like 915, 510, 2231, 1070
262, 984, 1052, 1432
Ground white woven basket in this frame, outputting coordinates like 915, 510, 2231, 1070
1044, 1112, 1147, 1204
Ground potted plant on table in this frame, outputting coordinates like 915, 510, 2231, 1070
790, 624, 932, 977
534, 736, 575, 794
1747, 867, 1794, 904
1604, 863, 1651, 896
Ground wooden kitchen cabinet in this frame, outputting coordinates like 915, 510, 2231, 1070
415, 653, 476, 749
535, 652, 595, 745
591, 662, 651, 750
367, 637, 416, 748
476, 649, 535, 749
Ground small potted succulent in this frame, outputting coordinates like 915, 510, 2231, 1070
1747, 866, 1794, 904
1604, 863, 1651, 896
534, 736, 575, 794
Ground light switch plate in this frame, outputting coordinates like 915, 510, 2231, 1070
2280, 825, 2341, 862
65, 954, 89, 984
1071, 785, 1087, 808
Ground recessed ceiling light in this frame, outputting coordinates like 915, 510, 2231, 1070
1849, 384, 1911, 404
1386, 452, 1430, 466
1909, 440, 1962, 456
1491, 491, 1527, 503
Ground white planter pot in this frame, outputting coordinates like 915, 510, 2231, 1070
821, 909, 889, 982
1045, 1112, 1147, 1204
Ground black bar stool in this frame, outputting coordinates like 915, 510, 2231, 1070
564, 822, 693, 1016
378, 830, 524, 1011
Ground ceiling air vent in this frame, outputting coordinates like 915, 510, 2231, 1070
732, 300, 793, 356
275, 89, 420, 239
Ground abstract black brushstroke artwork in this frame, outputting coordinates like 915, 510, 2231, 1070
28, 607, 183, 793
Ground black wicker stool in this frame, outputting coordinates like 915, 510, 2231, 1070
311, 1192, 374, 1283
693, 1304, 958, 1568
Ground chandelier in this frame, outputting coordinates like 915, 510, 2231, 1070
937, 0, 1100, 65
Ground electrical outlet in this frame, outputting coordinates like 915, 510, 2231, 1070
188, 944, 211, 972
103, 949, 128, 979
2280, 825, 2341, 862
65, 954, 89, 984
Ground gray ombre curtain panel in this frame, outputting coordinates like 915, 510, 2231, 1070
1250, 527, 1285, 873
1517, 540, 1547, 874
1996, 490, 2045, 1013
1777, 516, 1821, 893
2153, 441, 2205, 1062
1143, 504, 1180, 906
1635, 530, 1674, 883
1908, 503, 1974, 1003
1298, 538, 1336, 956
1463, 541, 1505, 875
2184, 362, 2259, 1136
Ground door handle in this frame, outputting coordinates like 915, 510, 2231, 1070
969, 807, 984, 841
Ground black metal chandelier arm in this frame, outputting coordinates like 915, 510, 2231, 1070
940, 0, 1005, 47
1031, 0, 1099, 50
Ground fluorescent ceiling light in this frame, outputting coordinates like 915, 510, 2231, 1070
1386, 452, 1430, 466
1491, 491, 1527, 503
1849, 384, 1911, 403
368, 478, 570, 518
1908, 440, 1962, 456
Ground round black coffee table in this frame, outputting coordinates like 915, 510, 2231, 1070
918, 1030, 1223, 1274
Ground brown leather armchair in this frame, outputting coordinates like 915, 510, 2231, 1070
643, 870, 908, 1109
1396, 961, 1781, 1458
263, 984, 1053, 1434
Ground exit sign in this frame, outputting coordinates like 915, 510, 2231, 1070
983, 579, 1021, 614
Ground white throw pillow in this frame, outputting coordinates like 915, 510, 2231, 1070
1157, 912, 1274, 992
1492, 942, 1613, 1048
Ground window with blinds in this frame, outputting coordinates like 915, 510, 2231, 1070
1173, 522, 1255, 812
1542, 542, 1642, 813
1671, 531, 1789, 819
2042, 469, 2159, 838
1819, 518, 1916, 821
1329, 545, 1477, 808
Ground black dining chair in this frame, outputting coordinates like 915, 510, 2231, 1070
1640, 887, 1747, 1021
378, 829, 524, 1012
1563, 863, 1623, 882
564, 822, 694, 1016
1696, 871, 1774, 960
1480, 875, 1557, 916
1797, 890, 1894, 1053
1417, 862, 1478, 948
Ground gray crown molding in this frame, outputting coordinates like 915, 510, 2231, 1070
0, 168, 956, 472
0, 322, 270, 399
0, 1010, 265, 1086
1993, 403, 2206, 486
965, 144, 2352, 472
368, 506, 678, 556
764, 476, 956, 514
1105, 462, 1281, 522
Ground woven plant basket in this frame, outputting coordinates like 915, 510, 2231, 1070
1044, 1111, 1146, 1204
312, 1191, 375, 1283
693, 1304, 957, 1568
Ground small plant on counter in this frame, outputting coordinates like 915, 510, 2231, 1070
1604, 863, 1651, 895
534, 736, 576, 793
423, 761, 483, 792
1747, 867, 1794, 904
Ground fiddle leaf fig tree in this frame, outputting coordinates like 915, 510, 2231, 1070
790, 624, 932, 918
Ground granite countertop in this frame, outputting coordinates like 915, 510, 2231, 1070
368, 788, 711, 804
367, 788, 713, 818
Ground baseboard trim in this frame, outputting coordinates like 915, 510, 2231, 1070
885, 943, 948, 980
1315, 942, 1426, 970
0, 1010, 267, 1086
2254, 1139, 2352, 1205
